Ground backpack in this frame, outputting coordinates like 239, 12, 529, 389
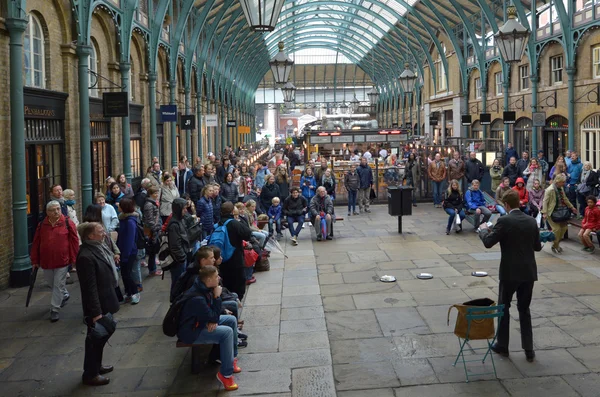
158, 234, 174, 275
162, 289, 202, 337
207, 219, 235, 261
170, 268, 198, 303
135, 219, 149, 249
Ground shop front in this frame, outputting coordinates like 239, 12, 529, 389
90, 98, 111, 194
514, 117, 532, 156
24, 87, 68, 248
581, 114, 600, 169
130, 104, 144, 189
544, 115, 568, 166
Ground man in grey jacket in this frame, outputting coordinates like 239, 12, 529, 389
310, 187, 334, 241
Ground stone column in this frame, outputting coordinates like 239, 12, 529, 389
170, 79, 177, 166
148, 72, 158, 159
77, 44, 93, 210
196, 93, 202, 158
531, 74, 540, 155
567, 67, 576, 151
185, 87, 192, 160
120, 62, 132, 179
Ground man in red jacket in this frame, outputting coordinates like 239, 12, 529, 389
31, 200, 79, 322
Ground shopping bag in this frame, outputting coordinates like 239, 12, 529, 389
370, 188, 377, 200
455, 213, 461, 225
320, 216, 327, 237
447, 298, 496, 340
535, 212, 542, 228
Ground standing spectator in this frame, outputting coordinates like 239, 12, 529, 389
523, 158, 543, 190
146, 162, 162, 188
104, 177, 117, 197
405, 152, 420, 207
428, 153, 447, 208
211, 184, 223, 224
254, 161, 270, 189
268, 197, 283, 239
528, 179, 545, 225
233, 168, 247, 202
549, 159, 567, 181
197, 185, 215, 239
283, 187, 308, 245
344, 164, 360, 216
501, 156, 521, 187
49, 184, 69, 217
175, 156, 193, 196
479, 189, 542, 363
310, 187, 334, 241
260, 175, 281, 214
167, 198, 191, 294
216, 202, 253, 299
542, 174, 577, 254
95, 193, 118, 233
160, 173, 180, 223
302, 159, 316, 177
134, 178, 152, 209
117, 174, 134, 199
465, 180, 492, 230
489, 159, 504, 192
115, 198, 141, 304
315, 159, 329, 183
447, 151, 466, 192
567, 152, 583, 206
203, 164, 217, 185
512, 177, 530, 214
356, 157, 374, 213
76, 222, 119, 386
274, 166, 290, 203
442, 179, 465, 235
187, 165, 206, 204
321, 168, 336, 200
565, 150, 573, 168
504, 142, 518, 165
63, 189, 80, 226
142, 187, 163, 277
495, 177, 512, 216
300, 167, 317, 202
106, 183, 124, 213
579, 196, 600, 253
220, 173, 239, 203
30, 201, 79, 322
517, 151, 530, 182
576, 161, 597, 217
536, 150, 549, 183
465, 152, 485, 187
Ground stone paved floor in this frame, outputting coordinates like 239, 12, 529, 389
1, 204, 600, 396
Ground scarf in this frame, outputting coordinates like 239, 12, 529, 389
581, 169, 591, 183
65, 199, 76, 206
51, 195, 65, 205
322, 175, 334, 187
85, 239, 119, 287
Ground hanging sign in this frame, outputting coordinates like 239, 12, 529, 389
103, 92, 129, 117
503, 111, 516, 124
205, 114, 218, 127
239, 126, 251, 134
180, 115, 196, 130
480, 113, 491, 125
160, 105, 177, 122
461, 115, 472, 126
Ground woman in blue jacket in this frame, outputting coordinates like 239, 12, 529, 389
197, 185, 214, 239
106, 182, 125, 213
115, 198, 141, 304
300, 167, 317, 201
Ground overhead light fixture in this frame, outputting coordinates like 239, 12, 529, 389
494, 5, 530, 63
269, 41, 294, 87
398, 63, 417, 93
238, 0, 285, 32
367, 86, 379, 105
281, 81, 297, 103
350, 94, 360, 113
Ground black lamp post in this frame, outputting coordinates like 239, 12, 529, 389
269, 41, 294, 87
238, 0, 286, 32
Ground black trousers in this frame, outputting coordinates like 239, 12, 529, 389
497, 280, 534, 351
221, 266, 247, 300
83, 323, 113, 380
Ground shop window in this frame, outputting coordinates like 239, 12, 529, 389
24, 14, 45, 89
89, 42, 99, 97
593, 46, 600, 79
519, 65, 529, 91
474, 78, 482, 99
92, 140, 111, 194
130, 139, 141, 178
436, 61, 447, 92
550, 55, 563, 85
495, 72, 503, 96
581, 114, 600, 169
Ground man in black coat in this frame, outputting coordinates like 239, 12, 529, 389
478, 190, 542, 362
464, 151, 485, 185
501, 156, 521, 187
76, 222, 120, 386
186, 165, 206, 204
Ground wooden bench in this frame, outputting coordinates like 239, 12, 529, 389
464, 191, 499, 227
567, 218, 600, 247
176, 341, 211, 374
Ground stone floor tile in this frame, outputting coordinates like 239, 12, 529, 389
392, 333, 461, 359
316, 264, 336, 274
338, 388, 395, 397
562, 373, 600, 397
408, 267, 463, 278
348, 251, 390, 263
330, 337, 397, 364
410, 289, 470, 306
240, 305, 281, 327
542, 271, 599, 283
509, 348, 589, 377
223, 368, 292, 395
397, 279, 449, 292
244, 293, 282, 307
374, 269, 415, 281
576, 294, 600, 311
441, 276, 498, 289
291, 366, 335, 397
502, 376, 580, 397
393, 380, 510, 396
428, 354, 523, 383
353, 292, 416, 310
323, 295, 356, 312
284, 261, 317, 271
284, 269, 318, 279
568, 346, 600, 371
282, 285, 321, 297
546, 280, 600, 296
531, 326, 581, 349
374, 307, 429, 337
460, 287, 497, 301
239, 325, 280, 353
282, 276, 319, 287
281, 306, 324, 321
318, 273, 344, 285
341, 271, 380, 284
326, 310, 383, 340
280, 317, 327, 334
281, 294, 323, 308
417, 305, 457, 334
333, 262, 378, 273
531, 297, 596, 317
279, 331, 330, 352
376, 261, 416, 270
320, 282, 400, 297
550, 315, 600, 345
392, 358, 439, 386
253, 269, 284, 284
316, 255, 350, 265
117, 341, 188, 369
333, 361, 400, 391
238, 349, 331, 371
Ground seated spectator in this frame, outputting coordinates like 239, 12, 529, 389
495, 177, 511, 216
242, 188, 263, 215
442, 179, 465, 235
513, 177, 530, 214
465, 179, 492, 230
579, 196, 600, 253
528, 179, 545, 225
310, 187, 334, 241
283, 187, 308, 246
197, 185, 214, 239
244, 200, 268, 248
268, 197, 283, 239
177, 266, 241, 391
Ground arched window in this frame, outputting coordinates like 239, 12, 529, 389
89, 42, 99, 97
24, 14, 45, 88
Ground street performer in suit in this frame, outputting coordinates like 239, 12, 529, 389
478, 189, 542, 362
76, 222, 120, 386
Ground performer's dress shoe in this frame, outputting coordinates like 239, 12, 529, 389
83, 375, 110, 386
525, 350, 535, 362
99, 365, 114, 375
490, 343, 509, 357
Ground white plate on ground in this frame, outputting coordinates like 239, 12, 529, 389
416, 273, 433, 280
471, 271, 488, 277
380, 275, 397, 282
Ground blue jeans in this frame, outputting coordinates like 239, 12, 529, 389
244, 266, 254, 281
347, 190, 357, 213
444, 208, 465, 231
496, 205, 507, 216
133, 249, 144, 286
222, 300, 239, 319
432, 181, 444, 205
120, 257, 138, 296
193, 315, 238, 376
287, 215, 304, 237
252, 231, 267, 248
169, 261, 186, 297
268, 218, 281, 235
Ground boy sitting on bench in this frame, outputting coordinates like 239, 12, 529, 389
465, 179, 492, 231
177, 265, 241, 391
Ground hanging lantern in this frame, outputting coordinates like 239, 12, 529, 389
350, 94, 360, 113
281, 81, 296, 103
367, 86, 380, 105
398, 63, 417, 94
269, 41, 294, 87
238, 0, 286, 32
494, 6, 530, 63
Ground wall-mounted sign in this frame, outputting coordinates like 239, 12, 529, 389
239, 126, 251, 134
503, 111, 516, 124
366, 135, 386, 142
429, 118, 438, 126
532, 112, 546, 127
160, 104, 177, 122
103, 92, 129, 117
391, 122, 399, 128
461, 115, 472, 126
180, 115, 196, 130
205, 114, 218, 127
227, 120, 237, 127
353, 135, 365, 142
387, 135, 402, 142
332, 135, 353, 143
309, 136, 331, 144
480, 113, 491, 125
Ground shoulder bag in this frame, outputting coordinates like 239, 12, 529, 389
550, 187, 571, 223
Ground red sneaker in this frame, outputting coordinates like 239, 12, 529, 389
233, 358, 242, 373
216, 372, 238, 391
245, 277, 256, 285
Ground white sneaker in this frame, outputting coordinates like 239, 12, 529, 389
131, 293, 141, 304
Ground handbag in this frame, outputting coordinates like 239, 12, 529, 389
243, 242, 258, 267
550, 187, 571, 223
87, 312, 117, 341
447, 298, 496, 340
370, 188, 377, 200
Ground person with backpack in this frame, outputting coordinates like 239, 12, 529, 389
209, 202, 253, 300
167, 198, 191, 297
115, 198, 141, 305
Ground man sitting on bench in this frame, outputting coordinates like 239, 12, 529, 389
465, 179, 492, 231
310, 187, 334, 241
177, 265, 241, 391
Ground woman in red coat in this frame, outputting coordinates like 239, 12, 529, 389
30, 201, 79, 322
579, 195, 600, 253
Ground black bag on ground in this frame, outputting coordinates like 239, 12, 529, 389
163, 290, 201, 337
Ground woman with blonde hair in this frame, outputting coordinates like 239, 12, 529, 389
442, 179, 465, 235
160, 173, 180, 223
523, 158, 543, 190
541, 173, 577, 253
274, 165, 290, 202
